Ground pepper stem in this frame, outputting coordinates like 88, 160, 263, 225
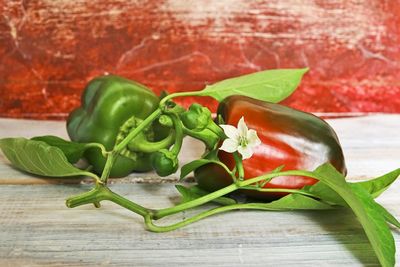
99, 108, 163, 183
127, 132, 175, 153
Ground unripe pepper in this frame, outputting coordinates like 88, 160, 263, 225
180, 103, 212, 131
151, 149, 179, 177
195, 96, 347, 200
67, 75, 162, 177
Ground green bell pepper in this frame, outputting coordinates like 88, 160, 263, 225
67, 75, 167, 177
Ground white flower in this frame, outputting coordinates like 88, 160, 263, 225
219, 117, 261, 160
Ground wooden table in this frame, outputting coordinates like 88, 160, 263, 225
1, 116, 399, 266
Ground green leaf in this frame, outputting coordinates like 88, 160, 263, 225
303, 182, 345, 206
353, 168, 400, 198
31, 135, 87, 163
349, 183, 400, 230
199, 68, 308, 102
311, 164, 395, 267
303, 170, 400, 229
372, 202, 400, 229
0, 138, 98, 179
253, 193, 333, 210
180, 158, 229, 180
175, 185, 236, 206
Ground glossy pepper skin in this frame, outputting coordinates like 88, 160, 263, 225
67, 75, 160, 177
195, 96, 347, 200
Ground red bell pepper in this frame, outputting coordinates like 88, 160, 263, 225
195, 96, 347, 200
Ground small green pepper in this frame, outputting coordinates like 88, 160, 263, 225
67, 75, 162, 177
151, 149, 179, 177
180, 103, 212, 131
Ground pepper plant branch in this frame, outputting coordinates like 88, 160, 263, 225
100, 152, 117, 183
169, 114, 184, 155
182, 127, 220, 149
233, 152, 244, 180
127, 132, 175, 153
66, 184, 150, 217
83, 143, 108, 157
240, 186, 318, 198
114, 108, 163, 153
159, 91, 207, 107
98, 108, 163, 183
153, 170, 321, 220
145, 202, 306, 233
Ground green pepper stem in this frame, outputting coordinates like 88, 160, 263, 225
66, 184, 150, 217
103, 188, 151, 217
153, 183, 239, 219
100, 152, 117, 182
170, 114, 184, 155
159, 91, 207, 107
183, 127, 220, 149
128, 132, 175, 153
240, 186, 317, 198
153, 170, 318, 220
207, 120, 224, 138
99, 108, 163, 183
233, 152, 244, 180
83, 143, 109, 157
115, 108, 163, 153
70, 169, 321, 231
145, 203, 292, 233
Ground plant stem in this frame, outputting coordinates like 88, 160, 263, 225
233, 152, 244, 179
127, 132, 175, 153
99, 108, 163, 183
154, 170, 317, 219
104, 188, 151, 217
240, 186, 317, 198
182, 128, 220, 149
170, 114, 184, 155
66, 184, 110, 208
69, 169, 320, 231
159, 91, 207, 107
153, 183, 239, 219
84, 143, 108, 157
145, 203, 290, 233
66, 184, 150, 217
100, 152, 116, 183
114, 109, 163, 153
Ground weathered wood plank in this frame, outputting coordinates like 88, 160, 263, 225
1, 115, 399, 184
0, 182, 399, 266
0, 116, 399, 266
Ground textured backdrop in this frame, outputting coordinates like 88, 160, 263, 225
1, 0, 400, 119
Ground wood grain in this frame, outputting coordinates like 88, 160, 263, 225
1, 183, 399, 266
0, 116, 399, 266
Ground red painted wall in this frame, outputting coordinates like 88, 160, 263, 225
1, 1, 400, 119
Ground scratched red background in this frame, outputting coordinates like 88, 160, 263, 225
1, 0, 400, 119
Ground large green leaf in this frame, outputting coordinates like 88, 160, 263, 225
198, 68, 308, 102
31, 135, 86, 163
311, 164, 395, 267
253, 193, 333, 210
0, 138, 98, 179
303, 172, 400, 230
354, 168, 400, 198
31, 135, 106, 164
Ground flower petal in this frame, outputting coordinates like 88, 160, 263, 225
219, 124, 239, 140
238, 145, 254, 160
219, 138, 239, 153
247, 129, 261, 147
237, 117, 248, 137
